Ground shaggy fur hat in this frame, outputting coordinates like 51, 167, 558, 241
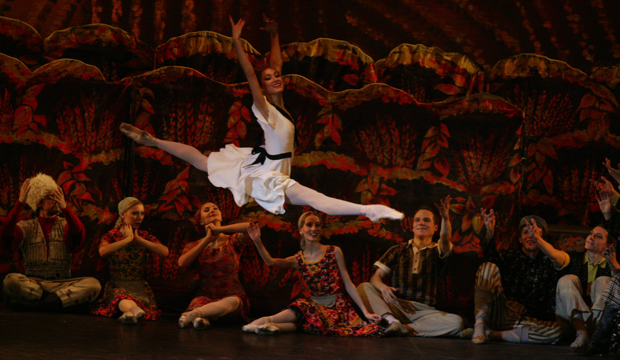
26, 173, 58, 211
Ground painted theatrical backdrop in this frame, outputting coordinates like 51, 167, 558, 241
0, 1, 620, 320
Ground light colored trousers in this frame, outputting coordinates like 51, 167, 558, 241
357, 282, 464, 337
3, 273, 101, 308
555, 274, 611, 336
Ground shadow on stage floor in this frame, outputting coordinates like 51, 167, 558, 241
0, 306, 579, 360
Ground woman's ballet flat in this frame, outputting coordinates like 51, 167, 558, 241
117, 313, 138, 325
178, 313, 192, 328
193, 317, 211, 330
256, 323, 281, 335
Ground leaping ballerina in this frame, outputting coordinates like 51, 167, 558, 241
120, 15, 404, 223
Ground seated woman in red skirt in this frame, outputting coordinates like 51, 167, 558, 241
176, 201, 253, 330
242, 211, 384, 337
92, 197, 169, 324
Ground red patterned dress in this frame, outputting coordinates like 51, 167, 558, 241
183, 233, 250, 322
92, 229, 161, 320
289, 246, 384, 337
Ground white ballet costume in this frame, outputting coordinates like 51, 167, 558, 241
147, 99, 403, 221
206, 98, 297, 215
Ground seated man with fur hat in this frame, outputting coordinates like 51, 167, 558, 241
1, 174, 101, 311
469, 211, 568, 345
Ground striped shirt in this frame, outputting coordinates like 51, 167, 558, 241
374, 240, 451, 307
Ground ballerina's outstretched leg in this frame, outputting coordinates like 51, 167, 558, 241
285, 183, 403, 223
120, 123, 403, 222
120, 123, 209, 172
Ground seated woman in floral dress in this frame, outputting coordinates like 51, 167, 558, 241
92, 197, 169, 324
176, 201, 253, 330
242, 211, 384, 337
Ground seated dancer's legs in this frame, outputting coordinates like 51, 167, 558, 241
473, 262, 518, 343
179, 296, 240, 329
118, 299, 144, 324
285, 184, 403, 222
3, 273, 44, 301
555, 274, 591, 348
242, 309, 297, 334
357, 282, 461, 337
474, 262, 560, 344
120, 123, 209, 172
40, 277, 102, 307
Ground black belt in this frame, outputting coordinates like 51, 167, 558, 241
248, 146, 292, 166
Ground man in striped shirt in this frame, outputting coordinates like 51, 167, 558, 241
357, 196, 465, 337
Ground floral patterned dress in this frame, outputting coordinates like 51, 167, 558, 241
92, 229, 161, 320
289, 246, 384, 337
183, 233, 250, 322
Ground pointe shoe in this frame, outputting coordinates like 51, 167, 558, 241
193, 317, 211, 330
117, 312, 138, 325
178, 312, 196, 329
384, 321, 409, 337
133, 309, 146, 321
256, 323, 281, 335
119, 123, 158, 147
242, 324, 259, 333
363, 205, 405, 223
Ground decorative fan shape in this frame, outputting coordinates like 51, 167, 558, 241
280, 38, 377, 91
0, 16, 43, 67
155, 31, 264, 84
375, 44, 485, 102
44, 24, 154, 81
487, 53, 620, 225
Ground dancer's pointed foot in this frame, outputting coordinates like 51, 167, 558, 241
242, 324, 259, 333
256, 323, 281, 335
178, 311, 200, 329
193, 317, 211, 330
120, 123, 158, 147
117, 312, 138, 325
130, 306, 145, 321
362, 205, 404, 223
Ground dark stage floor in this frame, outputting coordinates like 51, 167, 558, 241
0, 306, 581, 360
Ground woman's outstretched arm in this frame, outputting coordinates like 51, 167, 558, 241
178, 228, 215, 268
247, 220, 297, 269
334, 246, 381, 323
261, 14, 282, 74
230, 16, 269, 120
